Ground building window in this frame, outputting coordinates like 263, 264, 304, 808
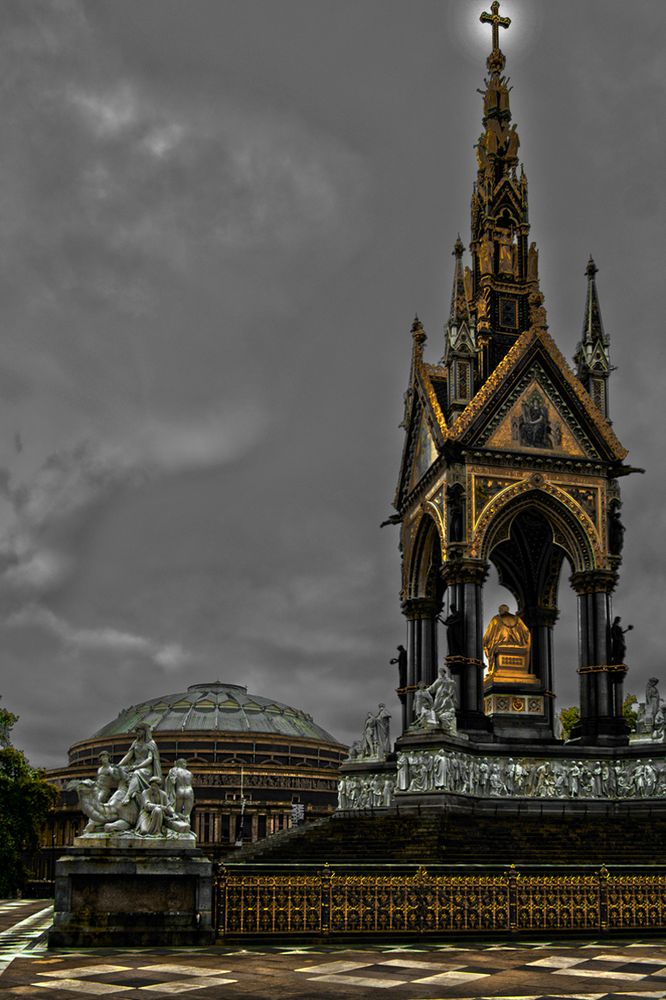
591, 378, 605, 412
500, 297, 518, 329
456, 362, 470, 401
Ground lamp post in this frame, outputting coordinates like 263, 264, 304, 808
234, 765, 246, 848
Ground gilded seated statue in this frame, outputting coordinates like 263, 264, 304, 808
483, 604, 537, 685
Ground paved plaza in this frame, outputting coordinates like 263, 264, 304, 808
4, 900, 666, 999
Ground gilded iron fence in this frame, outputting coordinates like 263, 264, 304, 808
216, 864, 666, 938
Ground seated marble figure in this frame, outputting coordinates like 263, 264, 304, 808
483, 604, 537, 685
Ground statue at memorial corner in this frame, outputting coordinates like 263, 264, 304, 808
608, 503, 625, 555
349, 704, 392, 761
374, 704, 392, 757
610, 616, 633, 666
645, 678, 661, 728
440, 604, 464, 658
390, 645, 408, 690
412, 681, 438, 728
427, 664, 457, 733
68, 724, 195, 841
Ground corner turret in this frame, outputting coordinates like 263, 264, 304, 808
574, 256, 611, 418
444, 237, 476, 418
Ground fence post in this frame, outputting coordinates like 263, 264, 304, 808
598, 864, 609, 932
321, 863, 331, 936
507, 864, 518, 932
215, 864, 226, 938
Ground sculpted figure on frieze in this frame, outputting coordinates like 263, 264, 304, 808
396, 753, 410, 791
357, 750, 666, 810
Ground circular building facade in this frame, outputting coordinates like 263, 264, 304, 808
43, 681, 346, 877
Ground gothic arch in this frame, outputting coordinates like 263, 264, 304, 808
407, 512, 443, 601
473, 481, 600, 574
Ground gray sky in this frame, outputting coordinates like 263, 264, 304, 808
0, 1, 663, 767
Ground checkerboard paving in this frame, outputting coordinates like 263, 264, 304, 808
295, 952, 666, 994
523, 952, 666, 981
4, 951, 666, 999
0, 901, 52, 974
22, 962, 237, 995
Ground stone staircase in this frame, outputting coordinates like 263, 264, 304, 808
227, 812, 666, 867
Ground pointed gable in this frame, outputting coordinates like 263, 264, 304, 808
449, 327, 627, 462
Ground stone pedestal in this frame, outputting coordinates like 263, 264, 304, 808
49, 846, 215, 947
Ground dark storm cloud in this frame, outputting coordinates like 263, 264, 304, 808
0, 1, 663, 765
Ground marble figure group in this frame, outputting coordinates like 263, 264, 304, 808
347, 704, 392, 760
411, 664, 457, 733
69, 723, 195, 841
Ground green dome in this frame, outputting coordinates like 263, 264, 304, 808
93, 681, 339, 743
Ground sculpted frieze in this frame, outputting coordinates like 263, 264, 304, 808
338, 749, 666, 811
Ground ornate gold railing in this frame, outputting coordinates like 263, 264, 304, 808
216, 864, 666, 938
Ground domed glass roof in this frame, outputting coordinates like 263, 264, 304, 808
92, 682, 340, 743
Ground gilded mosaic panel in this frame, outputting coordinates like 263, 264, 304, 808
484, 378, 587, 458
472, 475, 519, 526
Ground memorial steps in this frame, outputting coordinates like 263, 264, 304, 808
228, 813, 666, 867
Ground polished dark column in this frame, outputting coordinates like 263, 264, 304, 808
521, 605, 558, 735
570, 569, 628, 746
442, 559, 491, 736
401, 598, 438, 731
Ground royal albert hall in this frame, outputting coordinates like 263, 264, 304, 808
39, 681, 346, 880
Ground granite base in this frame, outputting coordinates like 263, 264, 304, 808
49, 847, 215, 947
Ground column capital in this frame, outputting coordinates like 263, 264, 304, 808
441, 558, 489, 587
570, 568, 617, 595
522, 605, 559, 627
401, 597, 437, 619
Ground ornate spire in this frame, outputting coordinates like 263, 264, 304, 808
581, 255, 608, 347
574, 257, 611, 417
448, 235, 470, 329
464, 2, 535, 386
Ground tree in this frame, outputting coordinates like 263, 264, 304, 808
0, 702, 57, 897
623, 693, 638, 733
559, 694, 638, 742
558, 704, 580, 742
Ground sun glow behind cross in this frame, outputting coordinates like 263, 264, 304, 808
448, 0, 542, 65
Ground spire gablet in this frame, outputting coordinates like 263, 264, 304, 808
581, 255, 608, 346
574, 256, 611, 417
448, 235, 471, 329
444, 237, 476, 416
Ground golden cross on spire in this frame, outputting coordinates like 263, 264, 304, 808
480, 1, 511, 52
